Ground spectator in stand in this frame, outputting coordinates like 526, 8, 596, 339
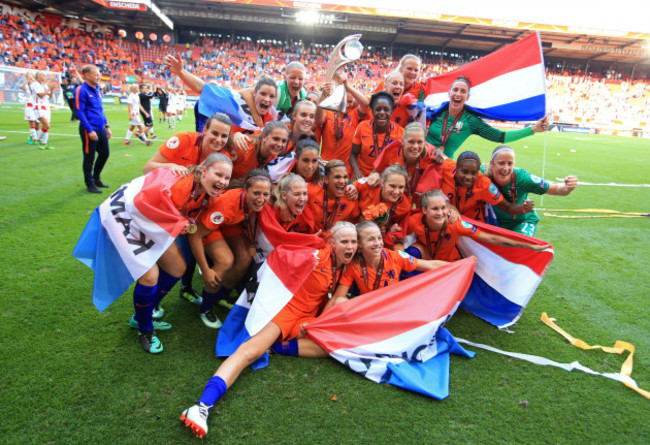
74, 64, 111, 194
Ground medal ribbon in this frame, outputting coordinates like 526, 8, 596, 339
424, 215, 448, 260
322, 190, 341, 232
360, 252, 385, 291
454, 183, 473, 215
180, 179, 210, 226
328, 252, 345, 293
440, 109, 464, 148
372, 123, 391, 156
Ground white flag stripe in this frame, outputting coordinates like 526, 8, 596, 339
244, 263, 294, 336
329, 317, 450, 383
99, 176, 175, 281
458, 237, 543, 307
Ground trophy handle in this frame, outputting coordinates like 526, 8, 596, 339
319, 34, 363, 112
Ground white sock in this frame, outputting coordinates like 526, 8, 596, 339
41, 130, 49, 144
125, 130, 132, 140
30, 128, 37, 139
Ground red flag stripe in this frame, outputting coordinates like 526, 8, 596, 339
464, 217, 553, 275
425, 33, 542, 93
306, 258, 476, 352
133, 169, 188, 236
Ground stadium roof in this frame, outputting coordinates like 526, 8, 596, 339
8, 0, 650, 68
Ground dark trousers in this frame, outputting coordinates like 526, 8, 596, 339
66, 98, 77, 120
80, 127, 110, 187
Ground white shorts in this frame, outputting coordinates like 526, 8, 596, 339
37, 105, 51, 122
130, 114, 143, 126
24, 104, 37, 121
166, 105, 176, 115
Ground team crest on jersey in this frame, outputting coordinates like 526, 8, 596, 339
531, 175, 542, 184
461, 220, 474, 230
210, 212, 224, 225
358, 177, 367, 184
398, 250, 415, 264
455, 121, 463, 130
166, 136, 180, 149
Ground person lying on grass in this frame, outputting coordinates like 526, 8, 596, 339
180, 221, 358, 438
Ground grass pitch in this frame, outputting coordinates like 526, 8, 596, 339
0, 104, 648, 444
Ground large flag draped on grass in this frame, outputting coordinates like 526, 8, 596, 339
456, 217, 554, 329
305, 258, 477, 399
72, 169, 189, 311
424, 32, 546, 121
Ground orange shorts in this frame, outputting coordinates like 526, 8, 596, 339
202, 229, 224, 245
221, 223, 244, 238
271, 305, 316, 341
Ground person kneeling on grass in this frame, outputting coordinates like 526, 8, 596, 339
180, 221, 358, 438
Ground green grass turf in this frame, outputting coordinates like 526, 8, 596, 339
1, 104, 649, 444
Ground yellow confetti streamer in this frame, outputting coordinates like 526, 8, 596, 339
541, 313, 649, 400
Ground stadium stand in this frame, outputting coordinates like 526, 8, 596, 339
1, 8, 648, 128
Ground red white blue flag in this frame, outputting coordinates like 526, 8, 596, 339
305, 258, 477, 399
198, 84, 278, 131
456, 217, 554, 329
73, 169, 189, 311
216, 245, 319, 369
424, 32, 546, 121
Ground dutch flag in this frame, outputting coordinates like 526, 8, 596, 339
456, 218, 554, 329
424, 32, 547, 122
73, 169, 190, 311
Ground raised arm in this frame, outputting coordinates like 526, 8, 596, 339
164, 54, 205, 94
476, 231, 550, 251
495, 198, 534, 218
547, 175, 578, 196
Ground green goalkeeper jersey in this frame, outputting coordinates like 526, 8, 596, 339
426, 107, 534, 159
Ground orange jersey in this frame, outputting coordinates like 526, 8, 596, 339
270, 205, 317, 234
352, 120, 404, 176
440, 158, 503, 221
169, 175, 207, 217
200, 188, 247, 231
355, 180, 412, 227
373, 141, 434, 200
320, 108, 367, 164
339, 248, 417, 295
158, 132, 229, 166
231, 140, 277, 180
407, 212, 481, 262
272, 245, 339, 340
308, 187, 360, 233
390, 101, 411, 128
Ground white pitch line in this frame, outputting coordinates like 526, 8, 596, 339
555, 178, 650, 187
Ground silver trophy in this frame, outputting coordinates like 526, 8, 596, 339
319, 34, 363, 112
